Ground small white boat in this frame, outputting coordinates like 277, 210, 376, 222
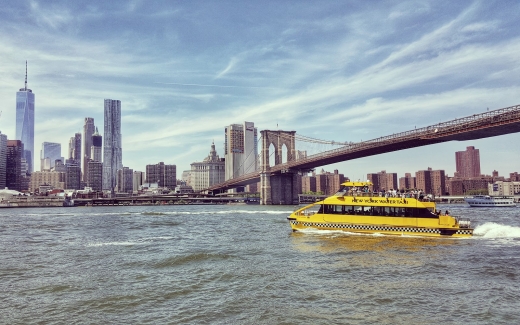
464, 195, 516, 207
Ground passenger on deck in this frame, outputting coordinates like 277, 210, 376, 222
445, 210, 449, 216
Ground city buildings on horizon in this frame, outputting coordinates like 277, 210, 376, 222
0, 65, 517, 196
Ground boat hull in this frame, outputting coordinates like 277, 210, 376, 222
288, 219, 473, 237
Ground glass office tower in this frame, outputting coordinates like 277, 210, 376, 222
16, 61, 35, 173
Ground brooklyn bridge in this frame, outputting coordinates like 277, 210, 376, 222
206, 104, 520, 205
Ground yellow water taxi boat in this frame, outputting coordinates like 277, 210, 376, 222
288, 181, 473, 238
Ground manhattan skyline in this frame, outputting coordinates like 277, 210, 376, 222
1, 1, 520, 178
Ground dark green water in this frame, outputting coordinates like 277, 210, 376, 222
1, 204, 519, 324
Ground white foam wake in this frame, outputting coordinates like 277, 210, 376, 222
473, 222, 520, 238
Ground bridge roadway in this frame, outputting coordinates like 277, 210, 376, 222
207, 104, 520, 192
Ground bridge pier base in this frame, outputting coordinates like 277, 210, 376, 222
260, 173, 272, 205
260, 172, 300, 205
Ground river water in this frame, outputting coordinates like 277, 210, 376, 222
1, 204, 520, 324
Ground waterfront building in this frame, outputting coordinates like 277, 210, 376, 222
456, 146, 481, 178
82, 117, 95, 181
430, 169, 446, 196
68, 133, 81, 165
145, 162, 176, 189
0, 132, 7, 189
301, 174, 317, 193
53, 159, 67, 173
415, 169, 432, 194
16, 61, 35, 173
87, 161, 103, 192
446, 176, 492, 195
415, 168, 446, 196
117, 167, 133, 193
367, 170, 398, 192
174, 184, 194, 194
488, 181, 520, 196
40, 142, 62, 171
190, 142, 225, 192
316, 169, 345, 196
41, 158, 51, 171
133, 171, 144, 192
65, 163, 81, 190
224, 121, 258, 180
6, 140, 24, 191
399, 173, 416, 190
366, 173, 380, 192
181, 170, 192, 187
29, 171, 65, 192
509, 172, 520, 182
91, 127, 102, 162
103, 99, 123, 192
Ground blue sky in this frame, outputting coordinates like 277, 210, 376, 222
1, 0, 519, 180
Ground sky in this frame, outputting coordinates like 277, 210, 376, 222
1, 0, 520, 180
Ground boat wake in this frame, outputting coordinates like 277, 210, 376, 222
473, 222, 520, 238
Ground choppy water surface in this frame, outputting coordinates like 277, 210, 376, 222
1, 204, 520, 324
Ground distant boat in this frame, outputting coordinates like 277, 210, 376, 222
464, 195, 515, 207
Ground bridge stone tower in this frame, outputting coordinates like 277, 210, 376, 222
260, 130, 301, 205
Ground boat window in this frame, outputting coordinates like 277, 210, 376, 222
416, 208, 437, 218
318, 205, 324, 214
332, 205, 343, 214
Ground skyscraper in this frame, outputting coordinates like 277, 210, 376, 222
82, 117, 95, 181
16, 61, 35, 173
117, 166, 133, 193
41, 142, 62, 171
87, 161, 103, 191
103, 99, 122, 192
91, 128, 102, 162
6, 140, 24, 191
67, 133, 81, 167
145, 162, 176, 189
455, 146, 481, 178
224, 121, 258, 180
0, 132, 7, 189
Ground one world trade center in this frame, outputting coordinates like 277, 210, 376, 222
16, 61, 35, 173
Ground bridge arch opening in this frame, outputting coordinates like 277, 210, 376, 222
268, 143, 276, 167
281, 143, 288, 164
